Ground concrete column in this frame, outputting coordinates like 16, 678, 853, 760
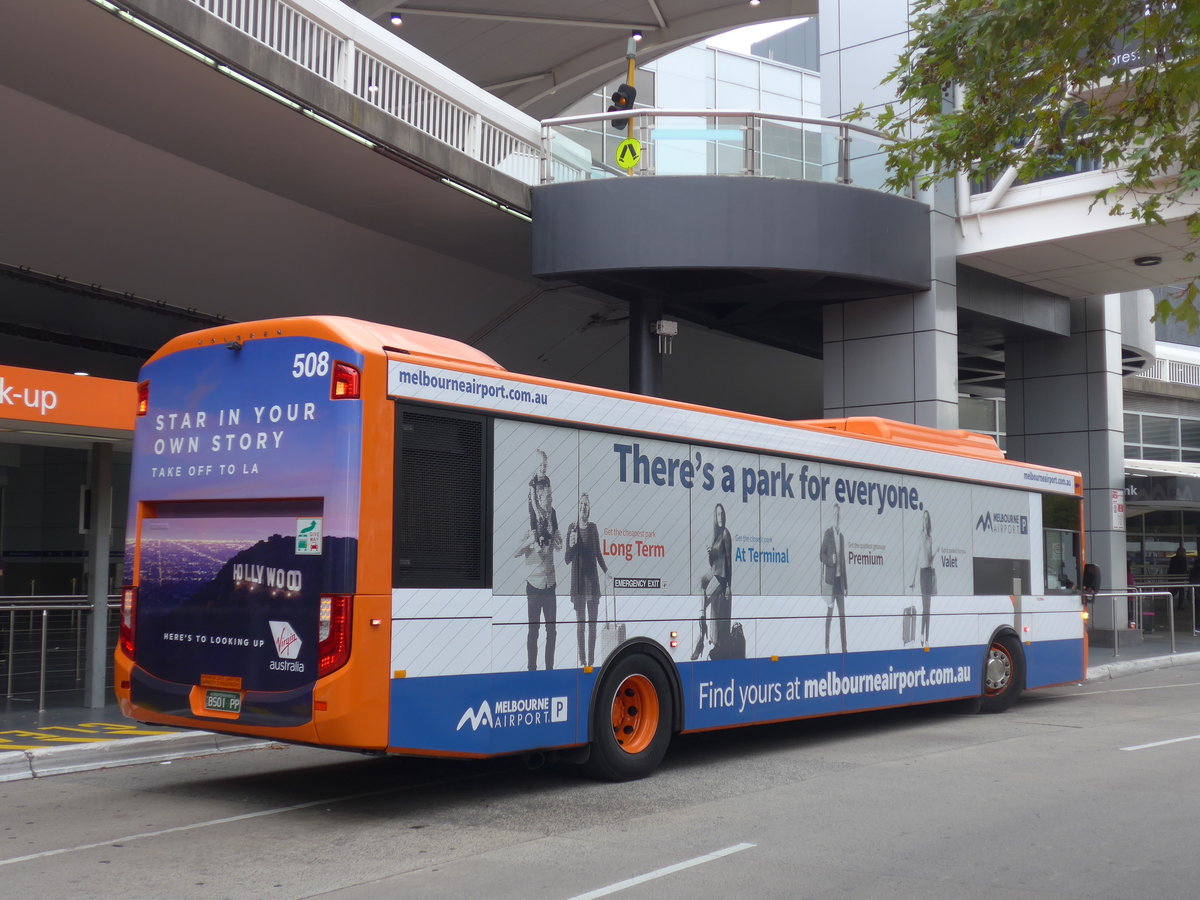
1006, 295, 1126, 641
819, 0, 958, 429
84, 442, 114, 708
628, 297, 663, 397
823, 285, 959, 428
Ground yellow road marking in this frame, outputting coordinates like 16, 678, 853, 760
0, 731, 120, 744
77, 722, 177, 735
0, 722, 177, 748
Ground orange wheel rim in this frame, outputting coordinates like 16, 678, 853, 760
610, 674, 659, 754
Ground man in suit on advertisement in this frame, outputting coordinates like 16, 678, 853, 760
820, 504, 848, 653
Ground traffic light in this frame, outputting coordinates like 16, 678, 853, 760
608, 83, 637, 131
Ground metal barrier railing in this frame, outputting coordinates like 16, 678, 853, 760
539, 108, 904, 194
1133, 582, 1199, 642
1089, 589, 1177, 657
176, 0, 580, 184
1, 595, 121, 712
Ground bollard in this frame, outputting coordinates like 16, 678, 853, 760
39, 608, 48, 712
6, 609, 14, 698
1113, 593, 1120, 657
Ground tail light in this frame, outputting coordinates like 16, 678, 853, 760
318, 594, 352, 677
120, 586, 137, 656
136, 381, 149, 416
330, 362, 360, 400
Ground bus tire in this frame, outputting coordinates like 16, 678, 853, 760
583, 653, 673, 781
979, 633, 1024, 714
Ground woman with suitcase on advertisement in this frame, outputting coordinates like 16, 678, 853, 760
909, 509, 935, 647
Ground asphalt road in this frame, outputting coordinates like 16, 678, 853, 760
3, 666, 1200, 900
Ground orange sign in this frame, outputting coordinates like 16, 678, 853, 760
0, 364, 136, 432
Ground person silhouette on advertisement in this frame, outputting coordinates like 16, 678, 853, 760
693, 503, 733, 659
909, 509, 935, 647
820, 503, 848, 654
565, 492, 608, 667
513, 451, 560, 671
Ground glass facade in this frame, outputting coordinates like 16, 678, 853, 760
958, 395, 1006, 450
1124, 411, 1200, 462
1126, 511, 1200, 584
555, 41, 821, 181
0, 445, 128, 597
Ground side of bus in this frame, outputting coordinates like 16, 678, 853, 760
115, 317, 1085, 781
384, 363, 1086, 780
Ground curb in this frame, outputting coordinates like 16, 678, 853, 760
1086, 650, 1200, 682
0, 732, 275, 783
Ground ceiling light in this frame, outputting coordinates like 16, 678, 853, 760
389, 13, 402, 26
632, 29, 643, 41
1133, 255, 1162, 267
749, 0, 761, 6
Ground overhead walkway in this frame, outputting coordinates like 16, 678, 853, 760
19, 0, 933, 395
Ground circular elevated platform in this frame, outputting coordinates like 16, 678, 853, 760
532, 176, 931, 354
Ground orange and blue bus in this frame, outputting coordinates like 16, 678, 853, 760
116, 316, 1086, 780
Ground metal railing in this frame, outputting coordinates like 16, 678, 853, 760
1089, 589, 1179, 656
1132, 358, 1200, 389
2, 595, 121, 712
539, 108, 904, 194
1133, 582, 1199, 643
176, 0, 580, 184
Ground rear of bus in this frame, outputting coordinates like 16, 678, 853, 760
114, 318, 390, 748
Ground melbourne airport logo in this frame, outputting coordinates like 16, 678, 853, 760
456, 696, 569, 731
975, 511, 1028, 535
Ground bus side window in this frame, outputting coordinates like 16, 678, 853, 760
1042, 494, 1081, 592
393, 406, 490, 588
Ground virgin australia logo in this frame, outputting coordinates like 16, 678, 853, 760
268, 621, 301, 659
456, 701, 493, 731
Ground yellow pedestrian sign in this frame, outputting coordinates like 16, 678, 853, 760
615, 138, 642, 170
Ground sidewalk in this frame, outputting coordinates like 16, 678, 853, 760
0, 698, 271, 783
1084, 625, 1200, 680
3, 631, 1200, 783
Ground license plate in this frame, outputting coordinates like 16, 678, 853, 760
204, 689, 242, 714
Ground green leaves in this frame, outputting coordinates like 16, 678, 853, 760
870, 0, 1200, 324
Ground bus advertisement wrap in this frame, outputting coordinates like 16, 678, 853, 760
117, 318, 1085, 778
385, 640, 1092, 755
483, 419, 1037, 676
125, 337, 363, 699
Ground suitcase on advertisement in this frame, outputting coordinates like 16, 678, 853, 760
709, 621, 747, 659
726, 621, 746, 658
902, 605, 917, 644
599, 584, 627, 662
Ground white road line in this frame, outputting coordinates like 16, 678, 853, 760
1121, 734, 1200, 752
566, 842, 756, 900
0, 767, 495, 868
0, 796, 343, 867
1075, 681, 1200, 695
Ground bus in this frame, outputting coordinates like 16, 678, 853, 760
116, 315, 1087, 780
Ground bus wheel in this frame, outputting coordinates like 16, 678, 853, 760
584, 654, 672, 781
980, 634, 1024, 713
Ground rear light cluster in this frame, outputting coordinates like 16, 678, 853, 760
331, 362, 360, 399
318, 594, 352, 677
120, 586, 137, 656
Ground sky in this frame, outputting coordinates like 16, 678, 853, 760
704, 18, 809, 54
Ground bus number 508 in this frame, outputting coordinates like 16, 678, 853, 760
292, 351, 330, 378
